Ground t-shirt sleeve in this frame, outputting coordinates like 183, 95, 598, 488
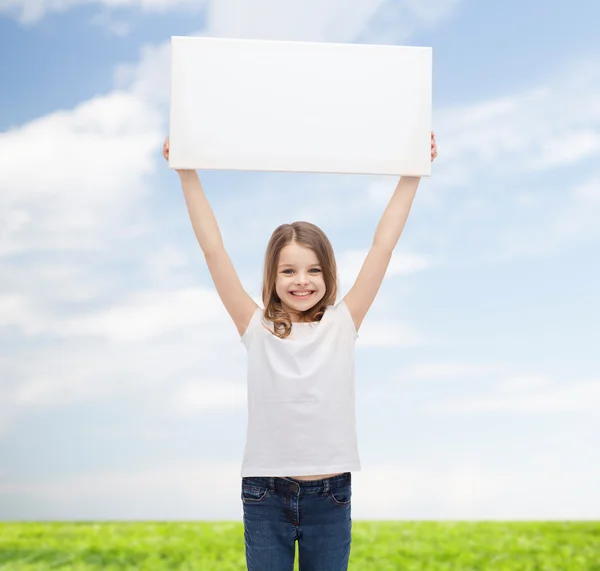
336, 299, 359, 340
240, 306, 263, 350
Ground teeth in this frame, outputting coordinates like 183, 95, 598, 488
292, 291, 313, 296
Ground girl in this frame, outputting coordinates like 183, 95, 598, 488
163, 133, 438, 571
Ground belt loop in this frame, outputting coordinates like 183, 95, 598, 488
269, 477, 275, 491
323, 479, 330, 494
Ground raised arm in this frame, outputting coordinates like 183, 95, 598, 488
164, 137, 258, 336
343, 132, 437, 331
177, 169, 224, 254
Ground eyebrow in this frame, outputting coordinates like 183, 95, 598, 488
278, 263, 321, 269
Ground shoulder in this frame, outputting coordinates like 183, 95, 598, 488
240, 305, 264, 346
329, 300, 359, 337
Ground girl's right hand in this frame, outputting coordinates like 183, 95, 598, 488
163, 136, 192, 174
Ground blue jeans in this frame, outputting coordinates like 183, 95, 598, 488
241, 472, 352, 571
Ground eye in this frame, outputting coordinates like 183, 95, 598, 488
282, 269, 321, 274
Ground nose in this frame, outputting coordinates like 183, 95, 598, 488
295, 274, 310, 286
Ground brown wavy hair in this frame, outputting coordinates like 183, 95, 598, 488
261, 221, 338, 339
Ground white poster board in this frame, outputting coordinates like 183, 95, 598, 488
169, 36, 432, 175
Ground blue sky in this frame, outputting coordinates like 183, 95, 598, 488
1, 0, 599, 521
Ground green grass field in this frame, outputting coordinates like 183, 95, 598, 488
1, 521, 598, 570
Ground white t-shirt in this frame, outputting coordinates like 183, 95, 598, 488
239, 299, 361, 477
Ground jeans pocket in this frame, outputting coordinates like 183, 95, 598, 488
241, 483, 271, 504
328, 483, 351, 506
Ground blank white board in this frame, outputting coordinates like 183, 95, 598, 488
169, 36, 432, 175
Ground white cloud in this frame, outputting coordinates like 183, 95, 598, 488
355, 0, 461, 44
0, 40, 183, 440
572, 178, 600, 203
2, 0, 462, 45
2, 459, 597, 520
435, 58, 600, 183
531, 129, 600, 171
0, 461, 245, 519
113, 40, 172, 107
0, 0, 460, 45
168, 380, 246, 416
357, 318, 426, 346
0, 91, 163, 256
407, 361, 502, 380
90, 9, 133, 36
0, 290, 245, 438
0, 0, 205, 25
204, 0, 463, 64
338, 248, 432, 292
207, 0, 384, 42
58, 288, 223, 342
496, 374, 549, 393
429, 377, 600, 414
426, 58, 600, 260
547, 174, 600, 245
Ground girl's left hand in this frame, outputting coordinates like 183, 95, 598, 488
431, 131, 438, 162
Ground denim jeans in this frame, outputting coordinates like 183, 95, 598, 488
241, 472, 352, 571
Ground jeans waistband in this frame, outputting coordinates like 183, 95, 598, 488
243, 472, 351, 494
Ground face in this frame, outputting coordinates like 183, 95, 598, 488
275, 242, 326, 320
